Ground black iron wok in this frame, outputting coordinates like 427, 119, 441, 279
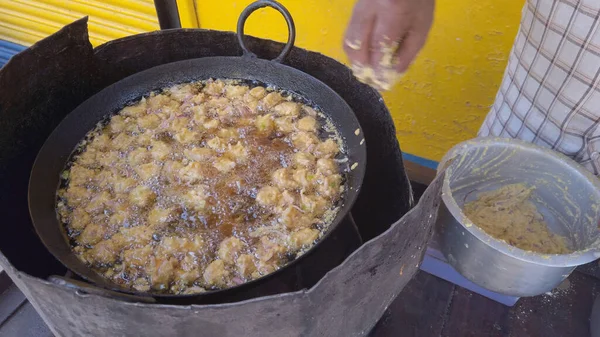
28, 0, 366, 304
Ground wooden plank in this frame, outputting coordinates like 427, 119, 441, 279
404, 160, 436, 186
440, 272, 599, 337
0, 302, 53, 337
441, 285, 510, 337
0, 283, 27, 326
370, 271, 455, 337
506, 272, 598, 337
576, 260, 600, 280
0, 272, 11, 294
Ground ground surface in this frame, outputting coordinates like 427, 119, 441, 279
1, 182, 597, 336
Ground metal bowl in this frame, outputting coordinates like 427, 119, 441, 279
436, 137, 600, 297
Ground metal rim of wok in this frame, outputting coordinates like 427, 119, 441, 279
439, 137, 600, 267
27, 0, 367, 299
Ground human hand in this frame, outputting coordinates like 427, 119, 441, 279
344, 0, 435, 91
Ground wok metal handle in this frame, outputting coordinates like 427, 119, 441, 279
236, 0, 296, 63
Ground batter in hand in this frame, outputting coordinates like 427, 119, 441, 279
343, 0, 435, 90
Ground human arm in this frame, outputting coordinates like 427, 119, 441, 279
343, 0, 435, 91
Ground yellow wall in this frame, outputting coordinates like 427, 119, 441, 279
0, 0, 524, 162
194, 0, 524, 161
0, 0, 159, 47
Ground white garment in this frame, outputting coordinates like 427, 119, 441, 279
479, 0, 600, 175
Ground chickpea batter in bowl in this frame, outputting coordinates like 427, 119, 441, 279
56, 79, 346, 294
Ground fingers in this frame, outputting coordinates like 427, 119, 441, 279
343, 0, 435, 91
394, 2, 434, 73
394, 29, 428, 73
343, 0, 375, 66
369, 10, 410, 71
359, 8, 410, 91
